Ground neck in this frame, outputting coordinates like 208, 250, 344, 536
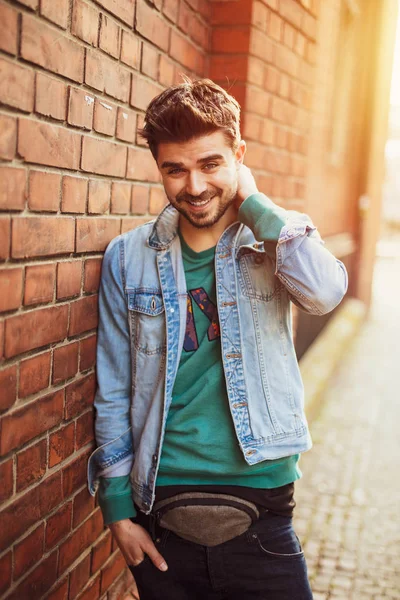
179, 205, 238, 252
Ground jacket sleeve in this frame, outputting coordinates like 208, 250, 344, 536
87, 235, 134, 497
238, 193, 348, 315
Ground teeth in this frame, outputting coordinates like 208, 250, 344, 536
188, 199, 210, 206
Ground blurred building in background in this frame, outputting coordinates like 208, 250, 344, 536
0, 0, 398, 598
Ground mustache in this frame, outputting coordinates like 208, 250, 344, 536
176, 187, 222, 203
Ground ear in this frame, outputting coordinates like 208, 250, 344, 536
235, 140, 246, 166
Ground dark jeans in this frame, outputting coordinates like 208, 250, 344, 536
129, 513, 313, 599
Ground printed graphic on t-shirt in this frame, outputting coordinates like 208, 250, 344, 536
184, 287, 220, 352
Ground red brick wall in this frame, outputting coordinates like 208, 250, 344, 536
0, 0, 210, 598
0, 0, 333, 598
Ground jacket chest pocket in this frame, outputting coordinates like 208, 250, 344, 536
127, 289, 166, 355
238, 253, 280, 301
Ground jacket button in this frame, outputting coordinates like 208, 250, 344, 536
152, 454, 158, 464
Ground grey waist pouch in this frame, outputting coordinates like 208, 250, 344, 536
153, 492, 260, 547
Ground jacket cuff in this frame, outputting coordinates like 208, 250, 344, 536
238, 193, 288, 242
98, 476, 137, 525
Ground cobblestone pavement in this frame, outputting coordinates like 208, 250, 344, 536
294, 241, 400, 600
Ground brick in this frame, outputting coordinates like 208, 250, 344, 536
136, 0, 170, 52
0, 268, 23, 312
70, 554, 91, 599
116, 107, 136, 143
62, 176, 88, 214
120, 31, 140, 70
0, 552, 12, 596
29, 170, 61, 212
0, 57, 34, 112
178, 0, 192, 33
127, 147, 159, 182
191, 14, 208, 50
0, 459, 13, 502
76, 410, 94, 449
130, 73, 162, 111
57, 260, 82, 299
5, 304, 68, 358
73, 486, 96, 528
142, 44, 159, 80
279, 0, 303, 28
210, 55, 247, 83
18, 119, 81, 170
84, 259, 102, 293
17, 0, 39, 8
91, 530, 112, 573
69, 296, 99, 337
99, 14, 121, 59
65, 373, 96, 419
283, 22, 295, 48
93, 98, 117, 136
302, 11, 317, 40
14, 524, 45, 580
252, 0, 267, 30
72, 0, 99, 46
0, 114, 17, 160
62, 449, 91, 498
101, 552, 126, 594
80, 334, 97, 371
110, 182, 131, 215
158, 55, 175, 87
211, 27, 250, 53
149, 187, 167, 215
0, 217, 10, 262
0, 320, 4, 362
41, 0, 69, 28
243, 113, 263, 141
21, 14, 84, 82
77, 574, 101, 600
94, 0, 134, 25
46, 578, 69, 600
264, 65, 279, 93
130, 185, 149, 214
36, 72, 68, 120
0, 4, 18, 55
68, 87, 95, 130
0, 389, 64, 455
163, 0, 179, 22
250, 28, 274, 61
46, 501, 73, 549
49, 422, 75, 467
8, 551, 58, 600
0, 365, 17, 411
279, 73, 290, 98
81, 137, 127, 178
211, 0, 251, 25
85, 49, 130, 102
76, 218, 120, 253
88, 179, 111, 214
268, 10, 283, 41
170, 30, 204, 72
121, 216, 151, 233
0, 472, 62, 549
19, 351, 51, 398
24, 259, 56, 306
16, 439, 47, 492
53, 341, 79, 384
12, 215, 75, 259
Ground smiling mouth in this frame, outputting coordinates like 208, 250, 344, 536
186, 196, 215, 208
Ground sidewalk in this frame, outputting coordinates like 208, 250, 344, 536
294, 240, 400, 599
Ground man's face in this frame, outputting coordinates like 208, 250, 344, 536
157, 131, 245, 229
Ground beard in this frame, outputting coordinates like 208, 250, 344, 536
168, 184, 237, 229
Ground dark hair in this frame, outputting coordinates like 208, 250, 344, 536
139, 78, 241, 159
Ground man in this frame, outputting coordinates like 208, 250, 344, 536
88, 79, 348, 599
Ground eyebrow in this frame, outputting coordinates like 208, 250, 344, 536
160, 154, 225, 170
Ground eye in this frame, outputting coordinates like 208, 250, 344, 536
167, 168, 185, 175
203, 163, 218, 171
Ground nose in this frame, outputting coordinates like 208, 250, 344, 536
186, 171, 207, 197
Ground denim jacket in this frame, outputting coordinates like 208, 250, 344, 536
87, 194, 348, 514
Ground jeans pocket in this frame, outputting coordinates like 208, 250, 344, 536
250, 521, 304, 558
